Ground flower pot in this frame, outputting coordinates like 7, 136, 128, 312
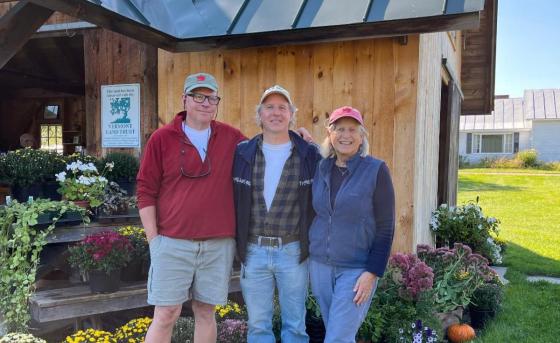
121, 259, 146, 282
305, 312, 326, 343
11, 183, 42, 202
42, 181, 62, 200
88, 269, 121, 293
436, 306, 463, 332
73, 200, 90, 209
469, 308, 495, 329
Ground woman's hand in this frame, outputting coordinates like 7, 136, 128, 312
353, 271, 377, 305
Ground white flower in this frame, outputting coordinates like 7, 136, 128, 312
399, 328, 404, 334
98, 176, 108, 183
77, 175, 92, 185
488, 217, 497, 224
106, 162, 115, 170
55, 171, 66, 182
411, 322, 416, 329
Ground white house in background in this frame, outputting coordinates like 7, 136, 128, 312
459, 89, 560, 163
459, 96, 531, 163
524, 89, 560, 162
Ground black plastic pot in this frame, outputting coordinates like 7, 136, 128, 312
88, 269, 121, 293
42, 181, 62, 200
11, 183, 43, 202
306, 311, 326, 343
470, 307, 495, 329
115, 179, 136, 196
121, 259, 148, 282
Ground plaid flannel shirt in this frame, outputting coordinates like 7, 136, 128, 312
249, 138, 301, 238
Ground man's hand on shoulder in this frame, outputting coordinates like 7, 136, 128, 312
295, 127, 314, 143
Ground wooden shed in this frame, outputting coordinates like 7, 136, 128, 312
0, 0, 497, 253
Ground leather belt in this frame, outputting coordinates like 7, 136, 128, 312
248, 235, 299, 248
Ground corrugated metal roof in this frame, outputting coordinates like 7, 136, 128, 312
524, 89, 560, 120
93, 0, 485, 39
460, 97, 532, 131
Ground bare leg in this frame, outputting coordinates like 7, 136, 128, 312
145, 305, 182, 343
192, 300, 217, 343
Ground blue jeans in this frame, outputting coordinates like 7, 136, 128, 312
309, 259, 377, 343
241, 241, 309, 343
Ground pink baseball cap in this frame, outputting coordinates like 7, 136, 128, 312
328, 106, 364, 125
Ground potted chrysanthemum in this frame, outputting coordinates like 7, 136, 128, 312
68, 231, 133, 293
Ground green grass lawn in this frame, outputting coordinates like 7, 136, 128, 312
458, 169, 560, 342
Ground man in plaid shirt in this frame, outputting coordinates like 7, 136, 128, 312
233, 85, 321, 343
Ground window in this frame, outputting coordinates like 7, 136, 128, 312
40, 124, 63, 153
469, 133, 514, 154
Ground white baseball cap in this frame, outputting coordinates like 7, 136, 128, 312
259, 85, 293, 105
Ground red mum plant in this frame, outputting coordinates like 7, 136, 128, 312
68, 231, 133, 274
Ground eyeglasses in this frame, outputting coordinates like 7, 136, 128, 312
187, 92, 221, 105
180, 152, 211, 178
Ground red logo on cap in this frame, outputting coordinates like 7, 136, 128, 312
343, 107, 352, 113
197, 75, 205, 81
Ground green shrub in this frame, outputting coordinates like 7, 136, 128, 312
490, 157, 523, 169
540, 161, 560, 171
99, 152, 139, 182
515, 149, 539, 167
471, 283, 504, 312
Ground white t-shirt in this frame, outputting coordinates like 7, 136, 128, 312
183, 122, 211, 161
262, 141, 293, 211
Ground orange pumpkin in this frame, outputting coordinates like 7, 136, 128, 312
447, 323, 476, 342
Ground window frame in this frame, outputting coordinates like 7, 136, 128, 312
40, 124, 63, 154
469, 132, 515, 154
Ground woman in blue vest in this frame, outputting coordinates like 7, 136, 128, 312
309, 106, 396, 342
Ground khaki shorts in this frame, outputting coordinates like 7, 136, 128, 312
147, 235, 235, 306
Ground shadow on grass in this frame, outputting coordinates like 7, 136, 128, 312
459, 179, 521, 192
504, 242, 560, 277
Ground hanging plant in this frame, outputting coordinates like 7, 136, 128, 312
0, 199, 88, 331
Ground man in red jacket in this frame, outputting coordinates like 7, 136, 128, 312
137, 73, 245, 343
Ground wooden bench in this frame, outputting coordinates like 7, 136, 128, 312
29, 274, 241, 326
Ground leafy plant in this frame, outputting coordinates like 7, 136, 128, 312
306, 292, 321, 318
417, 243, 494, 313
116, 225, 148, 262
0, 199, 87, 331
217, 319, 247, 343
0, 148, 65, 187
363, 253, 441, 342
99, 152, 139, 182
471, 283, 504, 312
114, 316, 152, 343
68, 231, 133, 274
430, 201, 502, 264
100, 182, 135, 215
396, 319, 440, 343
215, 300, 247, 321
56, 160, 113, 207
172, 317, 195, 343
64, 328, 115, 343
0, 332, 46, 343
515, 149, 539, 167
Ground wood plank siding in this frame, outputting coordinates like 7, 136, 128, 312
158, 36, 427, 252
83, 29, 158, 157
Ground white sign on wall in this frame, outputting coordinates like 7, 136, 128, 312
101, 83, 141, 148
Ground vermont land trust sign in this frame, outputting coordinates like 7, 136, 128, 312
101, 84, 141, 148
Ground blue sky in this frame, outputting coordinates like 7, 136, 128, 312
495, 0, 560, 97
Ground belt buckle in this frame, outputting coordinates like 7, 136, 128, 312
258, 236, 282, 248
